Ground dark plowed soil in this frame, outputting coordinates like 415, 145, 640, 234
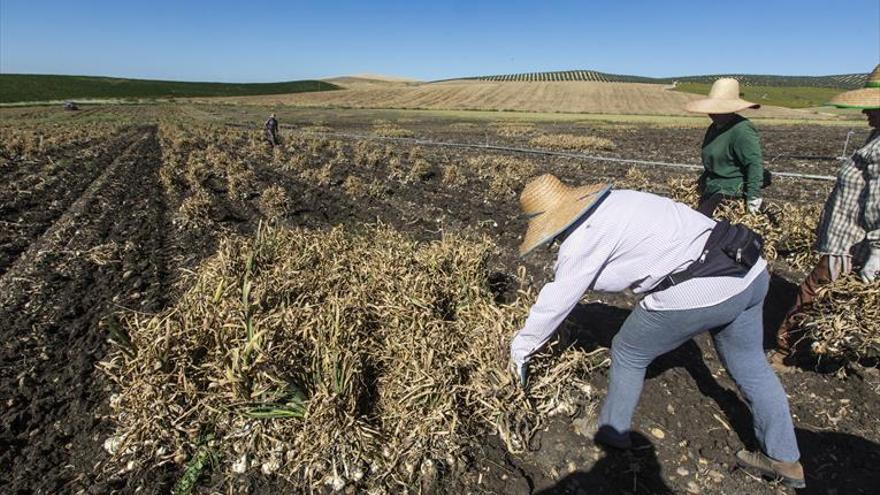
0, 129, 139, 276
2, 105, 878, 495
0, 126, 175, 494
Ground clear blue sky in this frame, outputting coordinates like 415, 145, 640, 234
1, 0, 878, 82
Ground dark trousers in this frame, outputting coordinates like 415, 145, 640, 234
266, 129, 278, 146
696, 192, 735, 217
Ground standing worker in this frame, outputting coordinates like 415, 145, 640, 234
508, 174, 805, 488
265, 113, 279, 147
773, 65, 880, 365
685, 79, 766, 217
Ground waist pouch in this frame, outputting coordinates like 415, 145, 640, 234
650, 220, 763, 293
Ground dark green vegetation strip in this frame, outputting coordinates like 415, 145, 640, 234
0, 74, 340, 103
673, 82, 842, 109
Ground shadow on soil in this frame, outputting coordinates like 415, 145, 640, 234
547, 272, 880, 494
535, 433, 673, 495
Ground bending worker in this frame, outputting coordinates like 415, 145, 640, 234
774, 64, 880, 364
685, 78, 766, 217
265, 113, 279, 146
509, 174, 804, 489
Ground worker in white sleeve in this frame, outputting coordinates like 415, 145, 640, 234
509, 174, 805, 489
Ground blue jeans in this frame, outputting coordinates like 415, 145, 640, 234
598, 270, 800, 462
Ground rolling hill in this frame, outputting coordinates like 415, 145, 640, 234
0, 74, 339, 104
446, 70, 868, 89
221, 79, 834, 119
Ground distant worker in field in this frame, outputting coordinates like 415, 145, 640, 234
685, 78, 767, 217
509, 175, 804, 488
773, 64, 880, 366
265, 113, 279, 146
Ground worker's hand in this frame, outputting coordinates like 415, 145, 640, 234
747, 197, 763, 214
859, 248, 880, 283
509, 359, 529, 388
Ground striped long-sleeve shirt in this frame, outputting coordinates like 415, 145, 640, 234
510, 189, 766, 366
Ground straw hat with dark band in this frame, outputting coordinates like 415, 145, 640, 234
829, 65, 880, 109
518, 174, 610, 257
684, 78, 760, 114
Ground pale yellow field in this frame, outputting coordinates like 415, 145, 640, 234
217, 80, 835, 120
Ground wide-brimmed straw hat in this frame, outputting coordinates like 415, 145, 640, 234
518, 174, 610, 257
829, 65, 880, 109
684, 78, 760, 114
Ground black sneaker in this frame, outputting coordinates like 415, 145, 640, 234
594, 425, 632, 450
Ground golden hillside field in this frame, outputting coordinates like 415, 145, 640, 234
219, 80, 833, 119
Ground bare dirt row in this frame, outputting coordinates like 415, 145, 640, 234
0, 126, 175, 494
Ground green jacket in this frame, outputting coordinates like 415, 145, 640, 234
699, 115, 764, 200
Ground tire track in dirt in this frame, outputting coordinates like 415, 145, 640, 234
0, 126, 174, 494
0, 128, 141, 277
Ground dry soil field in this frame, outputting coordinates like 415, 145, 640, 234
218, 79, 844, 120
1, 104, 878, 495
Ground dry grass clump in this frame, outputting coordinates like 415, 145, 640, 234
371, 122, 415, 138
441, 163, 467, 186
408, 158, 434, 182
529, 134, 616, 152
342, 175, 385, 199
176, 189, 214, 227
796, 276, 880, 361
343, 175, 366, 198
714, 201, 819, 269
282, 151, 310, 172
666, 177, 700, 207
353, 141, 392, 168
100, 224, 604, 491
491, 121, 538, 138
0, 123, 121, 160
227, 169, 258, 203
300, 163, 335, 187
467, 155, 537, 199
258, 186, 288, 219
619, 167, 651, 191
665, 178, 820, 270
383, 146, 435, 184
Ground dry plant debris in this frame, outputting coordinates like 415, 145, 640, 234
665, 177, 820, 271
528, 134, 616, 152
467, 155, 536, 199
371, 121, 415, 138
258, 185, 288, 219
100, 224, 604, 492
491, 121, 538, 138
796, 276, 880, 361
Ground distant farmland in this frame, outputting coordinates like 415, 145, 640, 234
0, 74, 339, 104
450, 70, 867, 89
223, 79, 834, 119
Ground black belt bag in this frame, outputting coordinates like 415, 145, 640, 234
650, 220, 764, 293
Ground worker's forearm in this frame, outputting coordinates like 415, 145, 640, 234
745, 163, 764, 200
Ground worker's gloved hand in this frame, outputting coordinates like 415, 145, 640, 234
509, 359, 529, 388
747, 197, 763, 214
859, 248, 880, 283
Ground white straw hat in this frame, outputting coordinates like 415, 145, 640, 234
685, 78, 760, 114
829, 65, 880, 109
518, 174, 610, 257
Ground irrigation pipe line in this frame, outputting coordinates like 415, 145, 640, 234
233, 122, 839, 182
